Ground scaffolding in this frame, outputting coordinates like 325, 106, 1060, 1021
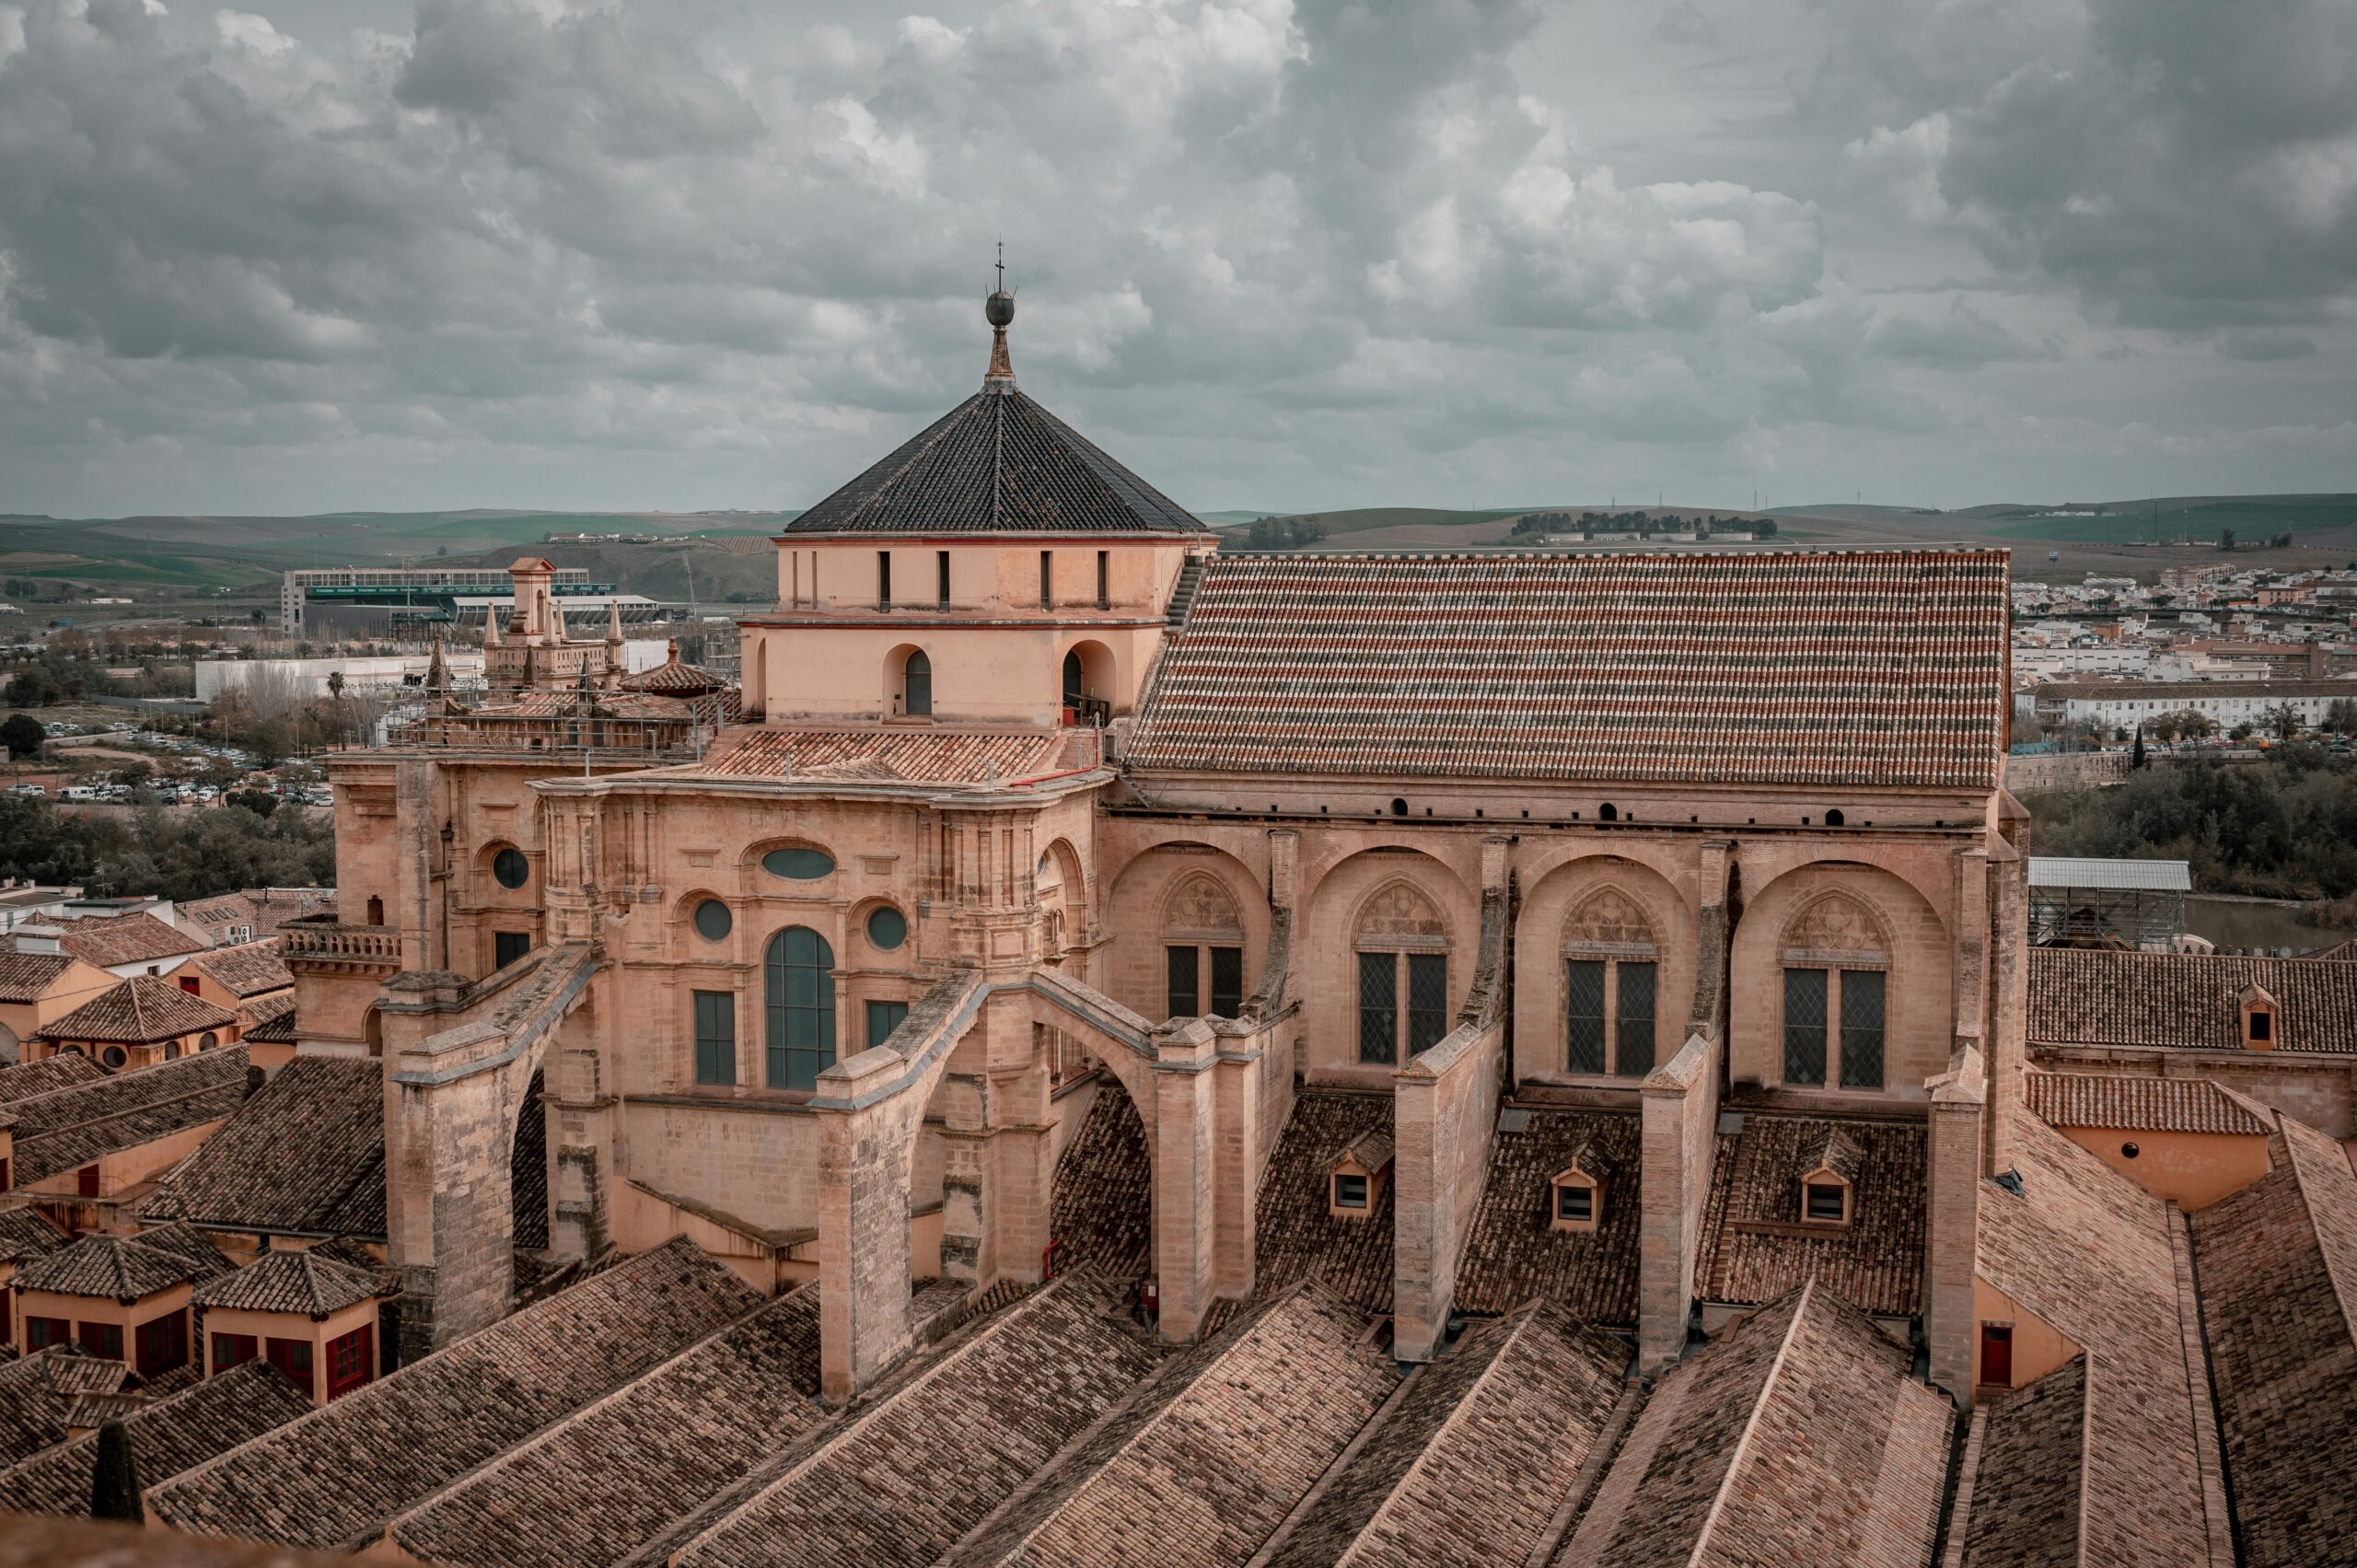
2026, 856, 2190, 950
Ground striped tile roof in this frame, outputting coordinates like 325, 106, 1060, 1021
2028, 948, 2357, 1054
687, 726, 1086, 786
0, 951, 85, 1005
2026, 1073, 2274, 1136
780, 386, 1207, 537
190, 1249, 382, 1317
51, 912, 204, 969
37, 976, 237, 1046
187, 942, 292, 1000
7, 1047, 252, 1187
1127, 550, 2011, 789
14, 1222, 231, 1301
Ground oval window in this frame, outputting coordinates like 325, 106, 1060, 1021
762, 847, 835, 880
493, 847, 529, 889
101, 1046, 127, 1069
693, 900, 734, 942
867, 906, 908, 951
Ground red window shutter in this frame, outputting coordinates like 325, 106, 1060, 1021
26, 1317, 71, 1351
326, 1324, 373, 1400
211, 1333, 258, 1373
76, 1166, 99, 1198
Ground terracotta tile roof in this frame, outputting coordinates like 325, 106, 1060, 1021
8, 1047, 253, 1187
1694, 1112, 1925, 1317
2027, 947, 2357, 1054
187, 942, 293, 1000
1556, 1279, 1950, 1568
0, 1361, 308, 1519
59, 1389, 147, 1430
781, 386, 1207, 536
180, 889, 336, 944
671, 1273, 1160, 1568
474, 690, 692, 722
954, 1286, 1396, 1566
621, 645, 733, 697
1453, 1108, 1643, 1325
2190, 1114, 2357, 1568
0, 1348, 121, 1469
1049, 1080, 1151, 1280
686, 725, 1086, 785
148, 1238, 766, 1552
1249, 1091, 1398, 1315
0, 1205, 73, 1266
2026, 1072, 2274, 1136
1128, 550, 2011, 789
140, 1056, 384, 1241
190, 1249, 382, 1316
0, 950, 82, 1004
1972, 1117, 2216, 1567
14, 1222, 231, 1300
235, 991, 297, 1039
52, 912, 204, 969
384, 1286, 826, 1568
1961, 1355, 2087, 1568
0, 1051, 107, 1104
1262, 1300, 1631, 1568
37, 976, 238, 1046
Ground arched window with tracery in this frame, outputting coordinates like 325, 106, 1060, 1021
1562, 887, 1659, 1078
1355, 881, 1451, 1065
764, 926, 837, 1089
1163, 872, 1244, 1019
1779, 893, 1887, 1090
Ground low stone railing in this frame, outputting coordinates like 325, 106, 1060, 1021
280, 919, 401, 963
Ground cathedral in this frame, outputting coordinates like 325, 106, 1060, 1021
83, 289, 2352, 1565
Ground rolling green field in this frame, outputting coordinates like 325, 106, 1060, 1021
1979, 498, 2357, 544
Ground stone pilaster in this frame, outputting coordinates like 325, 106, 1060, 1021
1150, 1019, 1219, 1340
815, 1050, 919, 1404
1637, 1032, 1717, 1371
1926, 1045, 1988, 1407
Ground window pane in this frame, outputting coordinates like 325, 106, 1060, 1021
1783, 968, 1829, 1086
1840, 969, 1886, 1089
1358, 951, 1398, 1064
692, 991, 735, 1086
1210, 947, 1244, 1016
1616, 961, 1656, 1078
1566, 960, 1607, 1074
1165, 945, 1200, 1019
765, 928, 836, 1090
1407, 953, 1449, 1056
866, 1000, 909, 1049
494, 931, 530, 970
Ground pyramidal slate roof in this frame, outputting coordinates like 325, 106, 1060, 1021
1128, 549, 2012, 791
782, 385, 1207, 537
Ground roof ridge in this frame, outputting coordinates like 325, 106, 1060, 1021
1686, 1279, 1817, 1566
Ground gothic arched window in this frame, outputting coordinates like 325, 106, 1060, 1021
1355, 881, 1450, 1065
1163, 873, 1245, 1019
1562, 887, 1659, 1078
1779, 893, 1887, 1091
763, 926, 837, 1090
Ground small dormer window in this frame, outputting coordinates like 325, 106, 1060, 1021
1327, 1130, 1393, 1220
2248, 1012, 2272, 1043
1805, 1182, 1848, 1224
1797, 1128, 1861, 1228
1549, 1142, 1606, 1233
2238, 983, 2281, 1051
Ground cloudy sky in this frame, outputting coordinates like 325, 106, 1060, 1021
1, 0, 2351, 518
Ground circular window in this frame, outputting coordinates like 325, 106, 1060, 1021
762, 847, 835, 880
101, 1046, 127, 1069
493, 847, 529, 889
867, 906, 908, 951
2121, 1141, 2141, 1159
693, 900, 733, 942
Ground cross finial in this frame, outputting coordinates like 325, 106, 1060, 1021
995, 239, 1004, 293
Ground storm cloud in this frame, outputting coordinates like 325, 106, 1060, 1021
0, 0, 2349, 516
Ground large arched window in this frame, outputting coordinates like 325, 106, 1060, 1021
1354, 881, 1450, 1065
763, 927, 837, 1090
902, 650, 932, 717
1162, 873, 1244, 1020
1062, 649, 1084, 704
1779, 894, 1887, 1090
1562, 887, 1659, 1078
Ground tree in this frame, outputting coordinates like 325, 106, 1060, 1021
88, 1421, 143, 1522
2131, 725, 2147, 770
2264, 703, 2305, 742
2230, 721, 2256, 742
0, 713, 43, 761
326, 670, 345, 699
2158, 707, 2216, 743
2218, 528, 2237, 551
2325, 698, 2357, 737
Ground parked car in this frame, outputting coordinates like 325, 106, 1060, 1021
7, 783, 45, 796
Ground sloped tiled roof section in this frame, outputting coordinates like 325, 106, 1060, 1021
383, 1286, 825, 1568
8, 1047, 252, 1187
0, 950, 82, 1004
1961, 1354, 2088, 1568
2190, 1114, 2357, 1568
0, 1052, 107, 1105
1249, 1091, 1398, 1314
37, 976, 238, 1045
1262, 1300, 1630, 1568
1454, 1107, 1642, 1325
0, 1361, 309, 1519
1129, 550, 2011, 790
147, 1238, 764, 1552
687, 726, 1086, 785
952, 1286, 1396, 1567
0, 1348, 114, 1469
671, 1272, 1159, 1568
1049, 1079, 1152, 1281
0, 1206, 72, 1267
190, 1249, 381, 1317
2026, 1071, 2274, 1136
14, 1222, 231, 1300
2028, 948, 2357, 1053
142, 1056, 385, 1242
1557, 1280, 1950, 1568
782, 388, 1207, 536
188, 941, 293, 1000
1695, 1113, 1926, 1316
52, 912, 204, 969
